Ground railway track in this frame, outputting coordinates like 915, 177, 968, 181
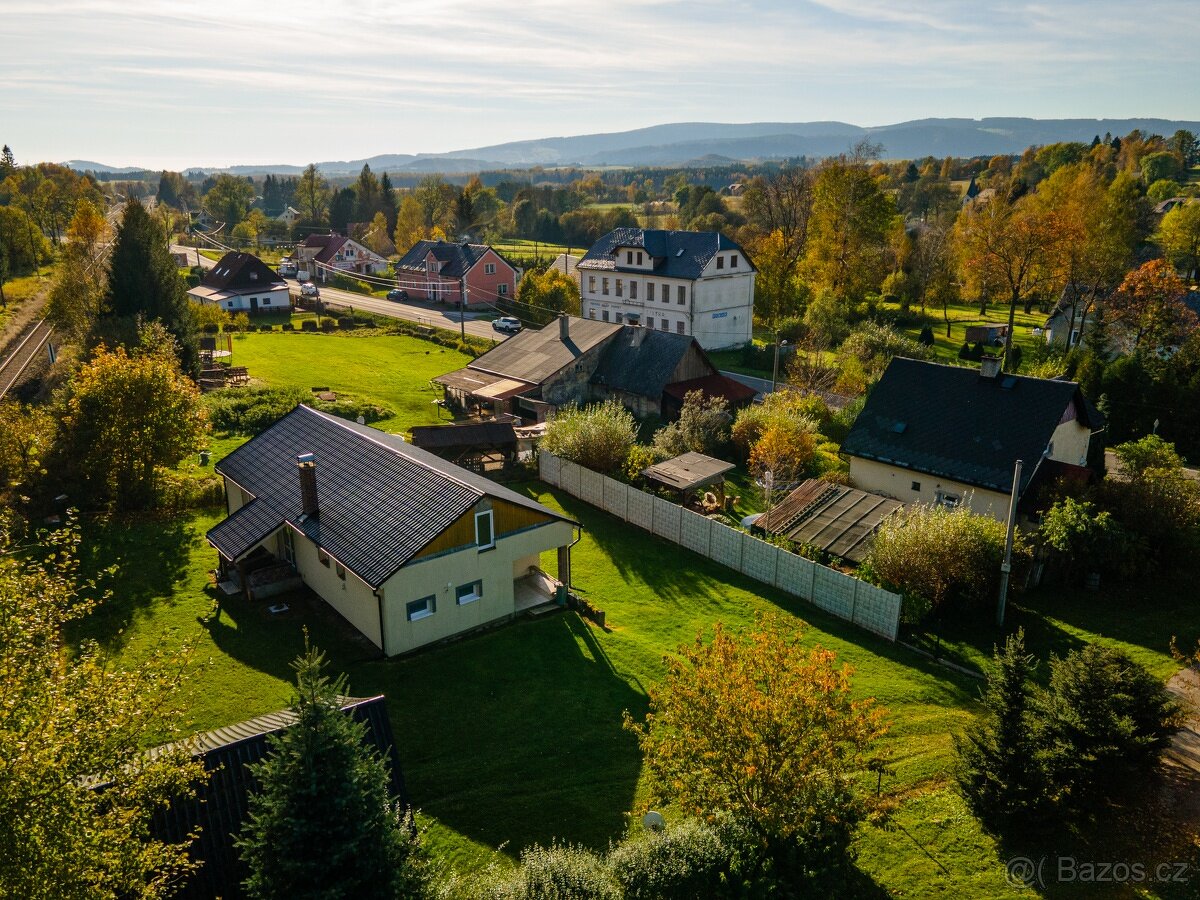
0, 318, 53, 400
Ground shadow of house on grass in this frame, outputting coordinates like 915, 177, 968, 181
70, 514, 197, 651
204, 580, 647, 860
357, 611, 646, 858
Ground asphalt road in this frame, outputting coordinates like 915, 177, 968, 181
173, 245, 505, 343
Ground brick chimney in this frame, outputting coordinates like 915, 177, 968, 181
296, 453, 318, 518
980, 355, 1002, 379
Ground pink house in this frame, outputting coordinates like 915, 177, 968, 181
393, 239, 520, 306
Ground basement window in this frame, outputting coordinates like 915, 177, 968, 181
407, 596, 435, 621
456, 581, 483, 605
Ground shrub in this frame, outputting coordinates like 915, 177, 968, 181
775, 315, 807, 343
608, 819, 733, 900
1004, 344, 1022, 372
652, 391, 731, 458
731, 392, 825, 459
154, 469, 225, 510
957, 341, 972, 360
866, 502, 1028, 620
1040, 497, 1141, 583
259, 323, 273, 332
802, 290, 850, 346
202, 323, 220, 335
837, 320, 931, 380
542, 401, 638, 474
918, 325, 935, 347
624, 443, 665, 482
301, 320, 318, 332
281, 322, 294, 332
204, 386, 306, 435
337, 317, 355, 329
479, 843, 617, 900
320, 319, 337, 332
1112, 434, 1183, 476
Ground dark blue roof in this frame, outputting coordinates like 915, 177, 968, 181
842, 358, 1102, 495
209, 405, 568, 586
576, 228, 752, 280
393, 240, 514, 278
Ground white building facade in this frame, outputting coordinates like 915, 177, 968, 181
576, 228, 754, 350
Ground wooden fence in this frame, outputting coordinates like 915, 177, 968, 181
540, 452, 901, 641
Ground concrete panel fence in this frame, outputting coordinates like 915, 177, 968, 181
540, 453, 900, 641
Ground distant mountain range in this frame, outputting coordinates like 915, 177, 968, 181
66, 117, 1200, 176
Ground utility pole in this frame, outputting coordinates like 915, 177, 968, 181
460, 278, 467, 340
996, 458, 1023, 627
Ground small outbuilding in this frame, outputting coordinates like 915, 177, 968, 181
641, 451, 736, 508
409, 421, 518, 472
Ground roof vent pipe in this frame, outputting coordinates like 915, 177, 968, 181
297, 453, 318, 518
559, 315, 569, 340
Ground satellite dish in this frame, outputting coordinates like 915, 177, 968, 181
642, 811, 665, 833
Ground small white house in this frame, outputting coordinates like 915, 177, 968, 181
276, 206, 301, 226
187, 252, 291, 314
298, 233, 389, 282
576, 228, 755, 350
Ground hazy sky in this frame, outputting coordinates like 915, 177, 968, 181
3, 0, 1197, 169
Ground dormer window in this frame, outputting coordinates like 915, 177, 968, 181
626, 250, 633, 264
636, 251, 643, 265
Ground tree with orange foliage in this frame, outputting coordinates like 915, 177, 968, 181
625, 614, 888, 890
1106, 259, 1197, 352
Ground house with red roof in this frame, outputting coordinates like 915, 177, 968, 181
296, 233, 389, 283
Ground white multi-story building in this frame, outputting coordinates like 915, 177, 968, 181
576, 228, 755, 350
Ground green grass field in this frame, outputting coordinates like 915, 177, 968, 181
889, 297, 1051, 364
223, 331, 470, 436
72, 474, 1198, 896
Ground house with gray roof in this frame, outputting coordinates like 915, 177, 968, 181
207, 405, 578, 656
186, 251, 290, 314
842, 357, 1104, 521
576, 228, 755, 349
434, 315, 755, 420
393, 239, 519, 306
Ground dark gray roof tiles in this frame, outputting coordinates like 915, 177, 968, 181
576, 228, 752, 280
393, 239, 515, 278
468, 317, 620, 384
591, 327, 708, 397
201, 252, 288, 294
842, 358, 1103, 495
209, 406, 571, 585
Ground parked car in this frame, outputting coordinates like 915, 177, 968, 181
300, 282, 320, 298
386, 288, 409, 302
492, 316, 522, 334
278, 261, 297, 277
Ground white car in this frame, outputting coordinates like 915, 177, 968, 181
300, 282, 320, 298
492, 316, 522, 334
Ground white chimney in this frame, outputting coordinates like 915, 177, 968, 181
980, 355, 1002, 379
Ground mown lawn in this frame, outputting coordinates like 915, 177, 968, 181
78, 475, 1200, 897
886, 296, 1050, 365
222, 331, 470, 436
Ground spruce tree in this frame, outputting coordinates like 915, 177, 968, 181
237, 641, 425, 900
103, 199, 198, 373
954, 630, 1046, 832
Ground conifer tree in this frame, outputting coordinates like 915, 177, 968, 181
237, 641, 425, 900
955, 630, 1046, 831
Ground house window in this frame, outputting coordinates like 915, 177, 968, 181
456, 580, 483, 604
588, 308, 596, 319
262, 297, 271, 304
589, 275, 596, 293
630, 281, 638, 300
730, 254, 738, 268
636, 251, 643, 265
498, 283, 508, 295
475, 509, 494, 549
616, 279, 623, 297
335, 562, 346, 581
282, 528, 295, 565
484, 262, 496, 275
626, 250, 633, 264
677, 286, 686, 305
935, 490, 961, 509
647, 283, 655, 302
717, 256, 725, 270
911, 481, 921, 491
646, 316, 654, 329
614, 312, 623, 323
660, 319, 669, 332
407, 595, 435, 621
602, 278, 609, 295
318, 549, 330, 568
662, 284, 669, 303
602, 309, 609, 322
676, 321, 685, 334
